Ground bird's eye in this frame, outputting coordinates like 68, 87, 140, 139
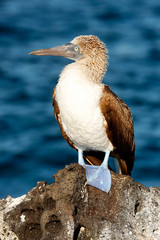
74, 46, 79, 52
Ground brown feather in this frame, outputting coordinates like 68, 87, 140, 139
99, 85, 135, 175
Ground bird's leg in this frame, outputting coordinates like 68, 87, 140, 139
85, 151, 112, 193
114, 158, 122, 174
78, 149, 85, 166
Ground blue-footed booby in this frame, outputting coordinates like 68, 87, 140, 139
30, 35, 135, 193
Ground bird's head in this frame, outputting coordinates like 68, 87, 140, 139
30, 35, 108, 82
29, 35, 108, 62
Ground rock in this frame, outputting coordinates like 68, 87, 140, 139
0, 163, 160, 240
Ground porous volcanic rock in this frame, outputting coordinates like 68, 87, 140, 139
0, 163, 160, 240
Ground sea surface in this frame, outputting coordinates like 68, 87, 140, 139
0, 0, 160, 198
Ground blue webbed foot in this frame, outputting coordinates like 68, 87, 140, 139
85, 165, 112, 193
78, 150, 111, 193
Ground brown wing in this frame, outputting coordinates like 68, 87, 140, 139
100, 85, 135, 175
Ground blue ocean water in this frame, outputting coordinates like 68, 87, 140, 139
0, 0, 160, 198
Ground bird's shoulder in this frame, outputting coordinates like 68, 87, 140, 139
100, 85, 133, 127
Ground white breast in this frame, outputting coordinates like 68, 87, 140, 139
55, 63, 113, 152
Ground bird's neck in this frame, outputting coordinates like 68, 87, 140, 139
78, 55, 107, 83
60, 53, 107, 84
59, 54, 107, 87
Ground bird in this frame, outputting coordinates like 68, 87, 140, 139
30, 35, 135, 193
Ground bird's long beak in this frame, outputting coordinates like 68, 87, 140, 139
29, 44, 75, 59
